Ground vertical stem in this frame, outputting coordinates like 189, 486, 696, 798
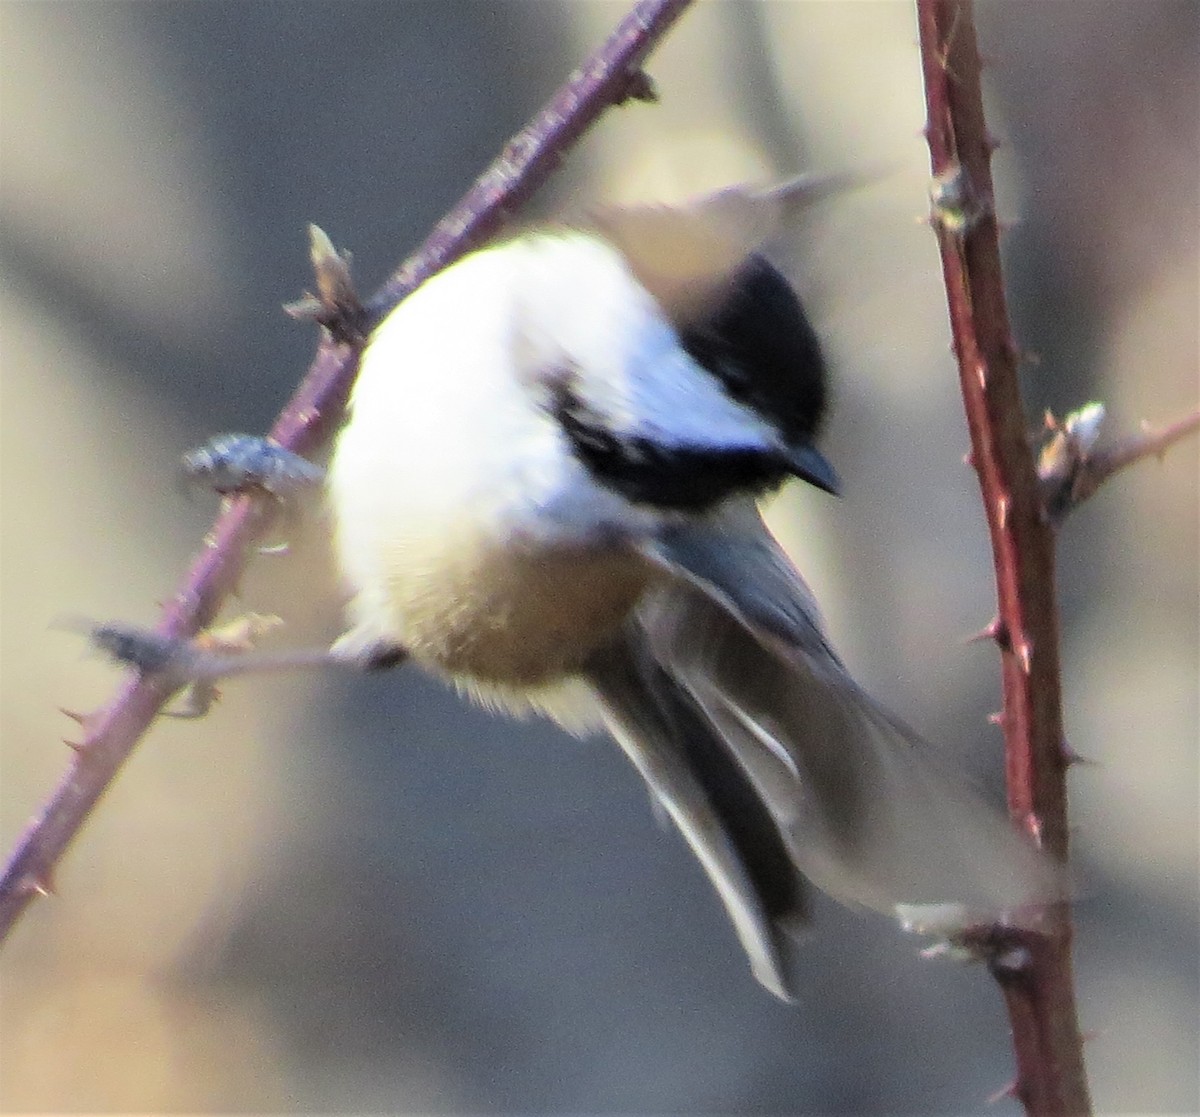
915, 1, 1092, 1113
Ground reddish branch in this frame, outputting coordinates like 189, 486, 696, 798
916, 1, 1092, 1114
0, 0, 696, 944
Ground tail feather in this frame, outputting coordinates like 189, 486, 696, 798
582, 502, 1065, 999
636, 504, 1065, 928
585, 637, 807, 1001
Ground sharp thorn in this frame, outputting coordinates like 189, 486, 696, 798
1061, 741, 1096, 768
20, 871, 57, 898
964, 616, 1010, 650
1021, 812, 1045, 848
986, 1079, 1021, 1106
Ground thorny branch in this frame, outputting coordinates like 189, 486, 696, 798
918, 0, 1093, 1113
0, 0, 696, 944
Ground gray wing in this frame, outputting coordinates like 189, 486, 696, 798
634, 501, 1061, 933
584, 635, 809, 1001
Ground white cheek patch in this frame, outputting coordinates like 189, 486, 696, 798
514, 232, 782, 458
610, 322, 780, 453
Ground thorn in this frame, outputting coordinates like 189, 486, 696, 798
962, 447, 976, 468
983, 132, 1003, 154
59, 706, 100, 743
1060, 740, 1096, 768
1022, 812, 1044, 849
987, 710, 1005, 727
1014, 638, 1034, 674
1081, 1028, 1104, 1046
20, 870, 57, 898
921, 120, 935, 142
986, 1079, 1021, 1106
964, 616, 1010, 650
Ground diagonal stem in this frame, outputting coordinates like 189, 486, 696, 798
0, 0, 696, 946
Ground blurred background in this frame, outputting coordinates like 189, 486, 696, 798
1, 1, 1195, 1113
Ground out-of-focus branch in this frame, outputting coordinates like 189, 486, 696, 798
1040, 405, 1200, 522
0, 0, 695, 946
916, 1, 1093, 1114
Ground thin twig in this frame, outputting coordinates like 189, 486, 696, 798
916, 1, 1093, 1114
0, 0, 695, 946
1068, 408, 1200, 508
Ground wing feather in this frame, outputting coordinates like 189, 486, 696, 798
584, 637, 808, 1000
636, 503, 1062, 928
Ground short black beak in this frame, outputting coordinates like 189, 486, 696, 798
784, 443, 840, 496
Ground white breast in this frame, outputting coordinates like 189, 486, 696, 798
327, 234, 665, 694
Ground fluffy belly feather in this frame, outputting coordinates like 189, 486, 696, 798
378, 537, 652, 686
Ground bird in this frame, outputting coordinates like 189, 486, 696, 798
323, 176, 1060, 999
273, 177, 1061, 999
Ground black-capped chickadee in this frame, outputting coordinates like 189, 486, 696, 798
322, 176, 1058, 1000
